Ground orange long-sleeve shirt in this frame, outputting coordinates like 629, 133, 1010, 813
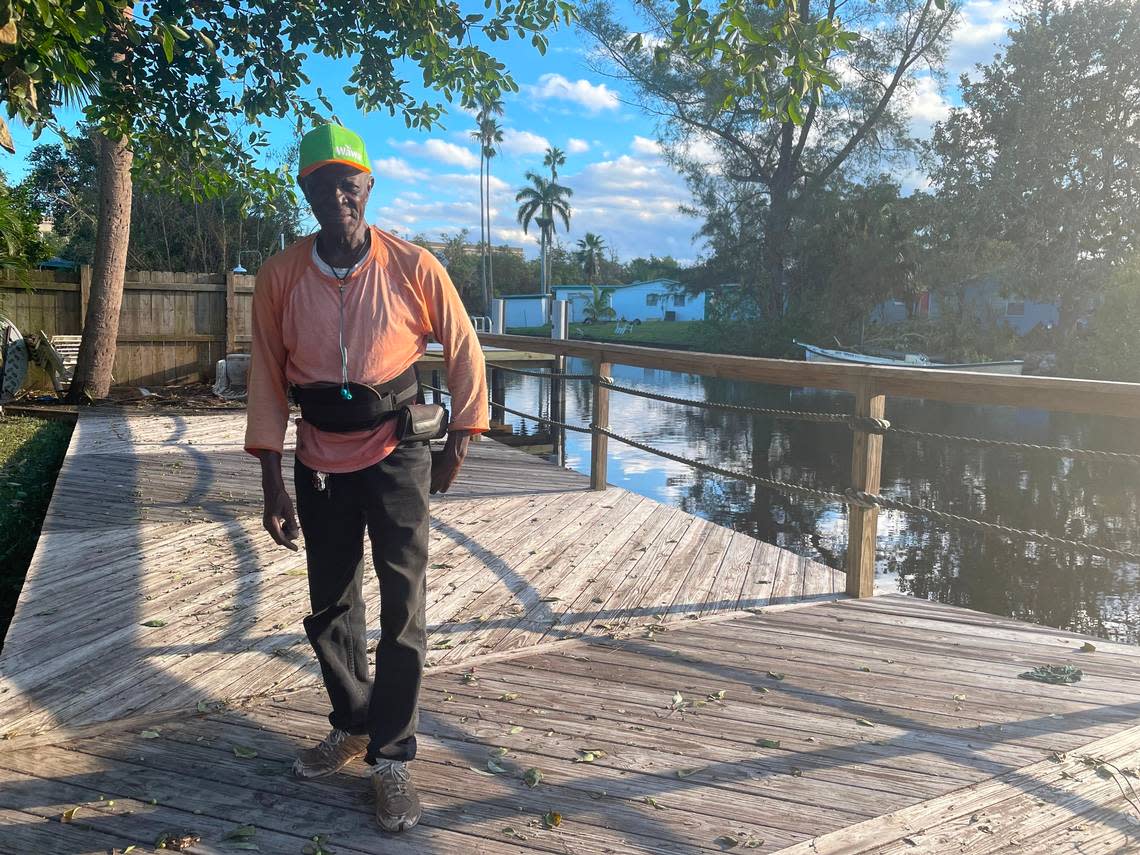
244, 226, 488, 473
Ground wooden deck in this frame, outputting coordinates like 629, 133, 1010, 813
2, 411, 1139, 853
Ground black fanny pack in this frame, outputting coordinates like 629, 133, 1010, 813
290, 367, 448, 442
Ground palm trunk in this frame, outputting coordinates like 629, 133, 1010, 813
540, 234, 547, 295
68, 132, 133, 402
486, 158, 494, 302
478, 152, 487, 312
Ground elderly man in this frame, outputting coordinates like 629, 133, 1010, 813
244, 124, 488, 832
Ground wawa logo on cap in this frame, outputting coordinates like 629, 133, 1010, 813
298, 124, 372, 179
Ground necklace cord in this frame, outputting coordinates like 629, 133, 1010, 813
321, 233, 368, 402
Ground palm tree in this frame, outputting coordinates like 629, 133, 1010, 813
576, 232, 607, 285
582, 284, 616, 323
543, 146, 566, 181
481, 116, 504, 304
471, 96, 503, 312
515, 170, 572, 297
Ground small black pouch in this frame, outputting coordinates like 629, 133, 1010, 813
291, 366, 420, 433
397, 403, 449, 443
293, 382, 402, 433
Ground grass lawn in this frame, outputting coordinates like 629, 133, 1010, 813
507, 319, 721, 350
0, 415, 73, 650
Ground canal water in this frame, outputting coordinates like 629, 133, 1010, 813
490, 358, 1140, 643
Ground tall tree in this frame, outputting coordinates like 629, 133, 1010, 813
3, 0, 575, 400
625, 254, 681, 283
472, 95, 503, 312
581, 0, 957, 318
479, 111, 504, 307
576, 232, 607, 284
927, 0, 1140, 333
515, 170, 572, 296
791, 176, 920, 333
543, 145, 566, 180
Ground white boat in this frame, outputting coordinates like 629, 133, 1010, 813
794, 341, 1023, 375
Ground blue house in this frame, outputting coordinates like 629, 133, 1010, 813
553, 279, 707, 323
872, 280, 1058, 336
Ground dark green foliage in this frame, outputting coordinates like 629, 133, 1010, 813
1060, 259, 1140, 382
0, 416, 72, 649
927, 0, 1140, 333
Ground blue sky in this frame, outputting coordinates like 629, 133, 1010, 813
9, 0, 1014, 265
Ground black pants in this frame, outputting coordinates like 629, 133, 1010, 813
294, 443, 431, 763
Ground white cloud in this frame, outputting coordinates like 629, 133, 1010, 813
526, 73, 621, 114
499, 128, 551, 157
897, 166, 934, 196
687, 137, 719, 166
906, 76, 953, 137
567, 138, 591, 154
627, 31, 666, 50
948, 0, 1012, 76
630, 136, 662, 158
372, 157, 430, 182
372, 169, 512, 238
632, 133, 719, 171
373, 196, 481, 239
372, 143, 707, 262
554, 155, 704, 262
492, 225, 537, 247
440, 172, 510, 195
391, 138, 479, 169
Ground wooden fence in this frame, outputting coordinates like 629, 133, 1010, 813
0, 266, 255, 387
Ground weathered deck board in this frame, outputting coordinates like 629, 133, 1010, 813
2, 410, 1137, 853
2, 597, 1140, 854
0, 410, 838, 738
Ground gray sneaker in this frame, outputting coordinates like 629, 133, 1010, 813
292, 728, 369, 779
370, 760, 422, 832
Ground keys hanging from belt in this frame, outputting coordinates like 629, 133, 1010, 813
313, 470, 330, 495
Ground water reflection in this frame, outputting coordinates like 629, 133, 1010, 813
493, 358, 1140, 643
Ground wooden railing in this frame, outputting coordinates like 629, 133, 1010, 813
478, 332, 1140, 598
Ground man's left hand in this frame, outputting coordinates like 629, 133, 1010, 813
430, 430, 472, 494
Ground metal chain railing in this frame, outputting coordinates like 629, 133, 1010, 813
594, 424, 1140, 564
423, 383, 591, 434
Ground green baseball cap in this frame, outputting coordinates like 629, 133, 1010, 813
298, 124, 371, 179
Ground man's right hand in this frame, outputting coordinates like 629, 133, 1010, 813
257, 450, 300, 551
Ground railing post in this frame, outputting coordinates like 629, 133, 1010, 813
490, 366, 505, 424
846, 380, 885, 598
590, 359, 611, 491
224, 270, 237, 355
551, 299, 569, 340
550, 302, 568, 461
491, 298, 505, 334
